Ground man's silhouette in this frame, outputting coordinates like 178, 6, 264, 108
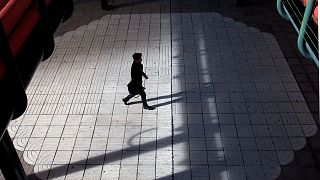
122, 53, 155, 110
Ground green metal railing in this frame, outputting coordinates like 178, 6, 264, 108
277, 0, 319, 67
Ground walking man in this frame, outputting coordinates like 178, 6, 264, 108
122, 53, 155, 110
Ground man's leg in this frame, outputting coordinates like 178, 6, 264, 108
123, 94, 134, 105
140, 90, 155, 110
140, 90, 148, 107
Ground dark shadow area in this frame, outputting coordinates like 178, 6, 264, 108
203, 1, 319, 179
54, 0, 262, 36
54, 0, 107, 37
103, 0, 261, 10
209, 0, 319, 119
101, 0, 163, 10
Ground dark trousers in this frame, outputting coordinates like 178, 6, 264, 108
123, 89, 148, 107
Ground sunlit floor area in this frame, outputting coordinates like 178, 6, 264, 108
3, 0, 319, 180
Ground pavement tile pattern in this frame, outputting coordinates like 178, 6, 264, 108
6, 10, 318, 180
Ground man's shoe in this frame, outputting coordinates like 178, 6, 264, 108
143, 106, 155, 110
122, 98, 128, 105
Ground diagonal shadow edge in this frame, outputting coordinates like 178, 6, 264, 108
32, 133, 186, 179
126, 92, 184, 107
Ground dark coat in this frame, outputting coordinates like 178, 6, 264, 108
127, 62, 147, 95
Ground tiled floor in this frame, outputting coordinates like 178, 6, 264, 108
2, 0, 319, 180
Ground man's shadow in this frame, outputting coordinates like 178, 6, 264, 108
125, 92, 184, 108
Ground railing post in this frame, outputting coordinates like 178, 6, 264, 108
297, 0, 315, 60
277, 0, 289, 20
0, 131, 27, 180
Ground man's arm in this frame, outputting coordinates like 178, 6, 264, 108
142, 71, 148, 79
